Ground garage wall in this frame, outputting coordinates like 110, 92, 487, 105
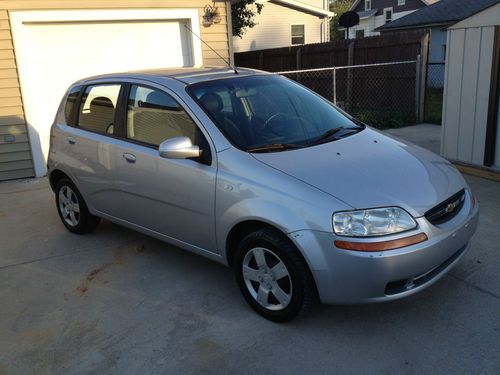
0, 0, 231, 181
0, 10, 34, 181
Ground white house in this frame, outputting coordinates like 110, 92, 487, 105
345, 0, 437, 39
441, 1, 500, 170
232, 0, 334, 52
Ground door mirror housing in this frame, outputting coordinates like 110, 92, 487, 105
159, 136, 201, 160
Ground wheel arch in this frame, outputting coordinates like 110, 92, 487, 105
225, 219, 320, 301
48, 169, 71, 192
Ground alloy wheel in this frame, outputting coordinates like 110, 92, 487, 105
242, 247, 292, 311
58, 185, 80, 227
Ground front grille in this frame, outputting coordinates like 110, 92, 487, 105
425, 189, 465, 225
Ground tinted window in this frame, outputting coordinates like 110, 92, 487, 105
126, 85, 197, 147
78, 84, 120, 134
188, 75, 362, 151
64, 85, 82, 125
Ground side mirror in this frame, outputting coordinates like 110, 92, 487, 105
159, 136, 201, 160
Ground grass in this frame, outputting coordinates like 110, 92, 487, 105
424, 88, 443, 125
353, 109, 416, 130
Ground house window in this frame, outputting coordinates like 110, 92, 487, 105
291, 24, 305, 45
365, 0, 371, 11
384, 8, 393, 23
356, 29, 365, 39
398, 0, 405, 5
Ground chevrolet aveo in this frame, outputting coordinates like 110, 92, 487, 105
48, 68, 479, 321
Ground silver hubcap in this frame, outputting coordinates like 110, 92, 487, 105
242, 247, 292, 311
58, 186, 80, 227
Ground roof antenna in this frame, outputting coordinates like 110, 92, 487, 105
184, 23, 239, 74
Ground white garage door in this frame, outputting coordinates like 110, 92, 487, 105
10, 9, 203, 176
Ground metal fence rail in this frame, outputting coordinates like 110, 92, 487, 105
278, 61, 419, 129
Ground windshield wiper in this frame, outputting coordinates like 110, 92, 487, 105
309, 127, 362, 146
247, 143, 303, 153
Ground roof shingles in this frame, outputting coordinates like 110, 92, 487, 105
377, 0, 500, 31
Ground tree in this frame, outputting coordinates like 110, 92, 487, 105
231, 0, 264, 38
330, 0, 355, 41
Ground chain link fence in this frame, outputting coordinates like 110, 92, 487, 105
279, 61, 418, 129
424, 62, 445, 124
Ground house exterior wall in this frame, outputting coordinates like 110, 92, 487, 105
0, 0, 231, 180
232, 1, 326, 52
441, 3, 500, 168
353, 0, 425, 16
347, 10, 414, 38
428, 26, 446, 63
348, 0, 427, 39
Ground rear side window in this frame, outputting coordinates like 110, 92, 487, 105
78, 84, 121, 135
64, 85, 82, 126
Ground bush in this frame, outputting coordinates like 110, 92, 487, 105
354, 109, 416, 129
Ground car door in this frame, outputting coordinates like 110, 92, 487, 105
62, 83, 124, 217
112, 83, 218, 253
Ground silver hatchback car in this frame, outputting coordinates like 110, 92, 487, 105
48, 67, 479, 321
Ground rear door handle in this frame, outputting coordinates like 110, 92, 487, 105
122, 153, 136, 163
67, 136, 76, 145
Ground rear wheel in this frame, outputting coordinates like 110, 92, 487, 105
234, 228, 316, 322
55, 178, 100, 234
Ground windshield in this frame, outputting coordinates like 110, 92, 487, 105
187, 74, 363, 152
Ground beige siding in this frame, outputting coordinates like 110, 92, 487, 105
0, 13, 33, 181
232, 1, 325, 52
0, 0, 230, 180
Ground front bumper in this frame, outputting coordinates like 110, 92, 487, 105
289, 191, 479, 304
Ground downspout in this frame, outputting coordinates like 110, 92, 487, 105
226, 0, 235, 66
321, 0, 333, 42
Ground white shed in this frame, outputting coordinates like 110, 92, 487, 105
441, 2, 500, 170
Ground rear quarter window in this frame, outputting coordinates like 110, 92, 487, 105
64, 85, 82, 126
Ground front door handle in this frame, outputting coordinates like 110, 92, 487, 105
122, 153, 136, 163
67, 136, 76, 145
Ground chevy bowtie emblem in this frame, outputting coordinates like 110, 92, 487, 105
446, 201, 459, 213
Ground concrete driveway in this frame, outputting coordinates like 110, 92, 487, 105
1, 126, 499, 374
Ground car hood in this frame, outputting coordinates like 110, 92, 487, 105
251, 128, 467, 217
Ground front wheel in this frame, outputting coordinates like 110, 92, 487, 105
234, 229, 317, 322
55, 177, 100, 234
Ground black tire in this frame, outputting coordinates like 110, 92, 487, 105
234, 228, 317, 322
55, 177, 100, 234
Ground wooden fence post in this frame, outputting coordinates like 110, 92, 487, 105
259, 51, 264, 70
296, 47, 302, 70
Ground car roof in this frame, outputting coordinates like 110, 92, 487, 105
80, 66, 269, 86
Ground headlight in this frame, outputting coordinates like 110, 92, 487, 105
333, 207, 417, 237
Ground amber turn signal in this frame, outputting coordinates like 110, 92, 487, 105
334, 233, 428, 252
